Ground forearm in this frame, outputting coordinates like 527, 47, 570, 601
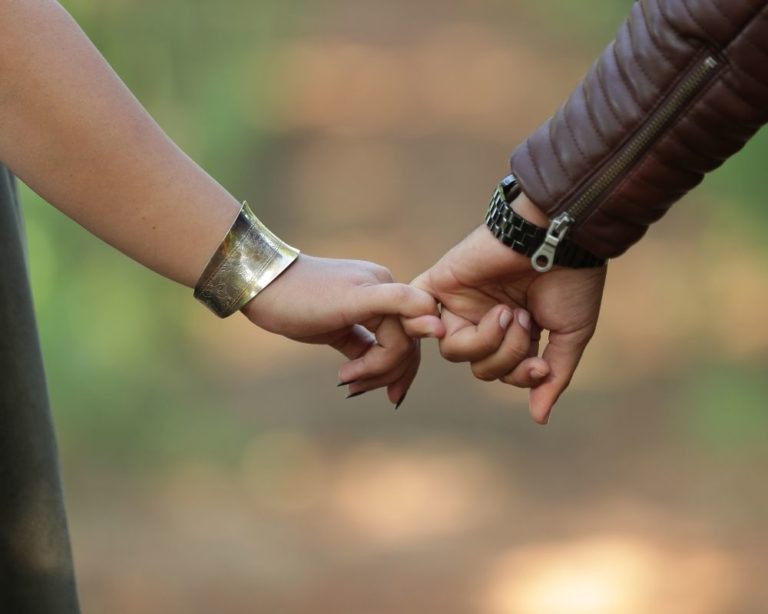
511, 0, 768, 259
0, 0, 240, 287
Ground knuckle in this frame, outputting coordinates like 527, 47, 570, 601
471, 363, 497, 382
439, 343, 464, 363
479, 335, 502, 355
388, 283, 408, 303
370, 264, 393, 283
503, 347, 527, 365
500, 336, 529, 362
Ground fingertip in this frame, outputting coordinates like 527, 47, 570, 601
386, 360, 419, 405
338, 355, 369, 386
420, 314, 445, 338
529, 360, 550, 382
432, 318, 447, 339
488, 304, 511, 327
479, 304, 515, 340
402, 315, 446, 339
498, 356, 549, 389
516, 309, 532, 332
529, 401, 552, 425
338, 362, 356, 385
499, 307, 513, 331
529, 386, 558, 425
386, 383, 406, 405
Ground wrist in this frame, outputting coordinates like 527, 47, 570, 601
194, 202, 300, 318
239, 253, 304, 323
472, 224, 534, 269
511, 192, 549, 227
485, 174, 605, 272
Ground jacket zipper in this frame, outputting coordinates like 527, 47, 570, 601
531, 54, 722, 273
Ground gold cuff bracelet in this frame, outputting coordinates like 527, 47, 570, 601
194, 202, 300, 318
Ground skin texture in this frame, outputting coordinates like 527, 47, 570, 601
413, 194, 607, 424
243, 256, 444, 403
0, 0, 443, 400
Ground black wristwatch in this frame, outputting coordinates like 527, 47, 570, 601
484, 175, 605, 272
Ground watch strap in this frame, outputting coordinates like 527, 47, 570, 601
485, 176, 605, 269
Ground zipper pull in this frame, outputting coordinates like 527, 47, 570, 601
531, 213, 574, 273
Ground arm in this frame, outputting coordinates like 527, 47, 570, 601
0, 0, 239, 287
0, 0, 443, 402
512, 0, 768, 258
417, 0, 768, 422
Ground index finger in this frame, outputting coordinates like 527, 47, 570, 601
349, 283, 440, 321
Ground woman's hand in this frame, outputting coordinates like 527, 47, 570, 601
241, 255, 445, 406
412, 223, 606, 424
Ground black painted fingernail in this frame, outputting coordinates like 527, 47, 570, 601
394, 392, 408, 410
346, 391, 367, 399
337, 380, 358, 387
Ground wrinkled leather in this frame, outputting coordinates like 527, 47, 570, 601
510, 0, 768, 258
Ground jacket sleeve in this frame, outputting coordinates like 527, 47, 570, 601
510, 0, 768, 259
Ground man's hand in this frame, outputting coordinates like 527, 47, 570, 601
412, 203, 606, 423
242, 255, 445, 406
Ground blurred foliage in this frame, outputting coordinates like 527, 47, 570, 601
677, 362, 768, 457
526, 0, 634, 49
64, 0, 289, 191
22, 0, 300, 471
708, 133, 768, 229
19, 0, 768, 476
23, 188, 258, 472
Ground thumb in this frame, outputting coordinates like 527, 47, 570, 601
529, 330, 591, 425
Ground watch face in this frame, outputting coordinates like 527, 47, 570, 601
499, 174, 521, 203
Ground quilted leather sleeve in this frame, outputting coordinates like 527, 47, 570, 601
510, 0, 768, 259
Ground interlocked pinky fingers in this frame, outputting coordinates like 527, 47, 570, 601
499, 356, 550, 388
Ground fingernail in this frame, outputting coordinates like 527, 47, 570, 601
531, 369, 547, 380
337, 380, 358, 387
395, 392, 408, 410
499, 309, 513, 330
346, 391, 367, 399
517, 310, 531, 331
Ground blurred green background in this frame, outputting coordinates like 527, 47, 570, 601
19, 0, 768, 612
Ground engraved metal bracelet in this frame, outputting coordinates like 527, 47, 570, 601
193, 202, 300, 318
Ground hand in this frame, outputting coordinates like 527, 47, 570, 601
242, 254, 445, 406
412, 199, 606, 423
